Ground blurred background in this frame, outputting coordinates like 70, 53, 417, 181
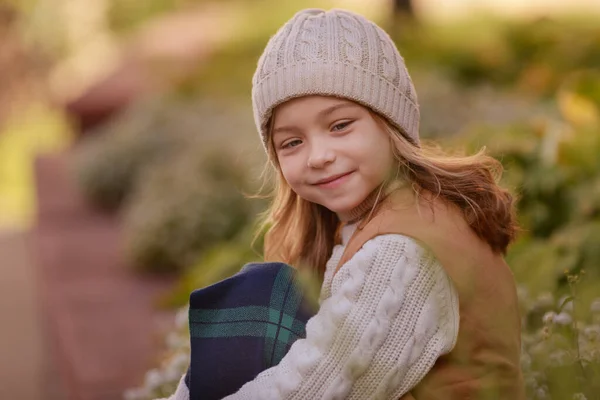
1, 0, 600, 399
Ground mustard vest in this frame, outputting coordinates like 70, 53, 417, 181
334, 188, 525, 400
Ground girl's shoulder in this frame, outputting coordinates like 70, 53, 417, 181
332, 232, 442, 284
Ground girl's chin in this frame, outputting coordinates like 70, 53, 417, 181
304, 193, 365, 216
322, 201, 364, 218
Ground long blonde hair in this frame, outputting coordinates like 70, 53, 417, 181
255, 111, 518, 280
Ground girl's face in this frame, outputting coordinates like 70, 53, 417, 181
272, 95, 395, 220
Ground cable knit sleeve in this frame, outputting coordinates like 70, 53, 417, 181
223, 234, 460, 400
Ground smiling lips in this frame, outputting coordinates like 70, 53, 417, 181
313, 171, 354, 188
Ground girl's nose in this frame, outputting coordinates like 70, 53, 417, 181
307, 145, 336, 169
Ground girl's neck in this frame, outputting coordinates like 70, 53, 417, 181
337, 189, 380, 224
337, 178, 409, 225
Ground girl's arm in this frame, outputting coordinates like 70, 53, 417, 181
223, 234, 460, 400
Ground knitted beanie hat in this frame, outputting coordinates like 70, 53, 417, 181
252, 8, 420, 152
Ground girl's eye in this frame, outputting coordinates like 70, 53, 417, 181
332, 121, 353, 132
282, 139, 302, 149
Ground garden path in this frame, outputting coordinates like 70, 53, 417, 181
3, 150, 178, 400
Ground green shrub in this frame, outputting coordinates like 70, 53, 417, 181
458, 70, 600, 278
123, 306, 190, 400
159, 223, 264, 308
520, 279, 600, 399
72, 98, 186, 212
390, 18, 600, 98
455, 70, 600, 397
122, 134, 266, 273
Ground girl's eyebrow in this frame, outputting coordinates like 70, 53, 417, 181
272, 125, 301, 136
316, 101, 359, 120
272, 101, 359, 136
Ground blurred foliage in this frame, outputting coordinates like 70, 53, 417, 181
0, 104, 71, 228
456, 70, 600, 296
124, 306, 190, 400
176, 15, 600, 102
52, 1, 600, 396
519, 280, 600, 399
72, 95, 265, 273
73, 98, 186, 212
159, 223, 264, 307
5, 0, 600, 395
108, 0, 189, 33
454, 68, 600, 398
389, 17, 600, 99
107, 0, 275, 34
173, 0, 335, 100
122, 137, 264, 273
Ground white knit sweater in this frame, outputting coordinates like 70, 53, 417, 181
163, 223, 459, 400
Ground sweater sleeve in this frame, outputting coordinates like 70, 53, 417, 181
223, 234, 460, 400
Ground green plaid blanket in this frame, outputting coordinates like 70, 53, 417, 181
184, 262, 317, 399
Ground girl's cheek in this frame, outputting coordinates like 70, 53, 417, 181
279, 160, 300, 183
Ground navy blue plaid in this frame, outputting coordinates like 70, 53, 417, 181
184, 262, 316, 400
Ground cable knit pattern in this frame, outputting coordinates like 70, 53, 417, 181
162, 223, 459, 400
222, 223, 459, 400
252, 8, 420, 151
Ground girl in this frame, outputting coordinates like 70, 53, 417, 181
165, 8, 525, 399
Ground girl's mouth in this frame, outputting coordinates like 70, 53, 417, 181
314, 171, 354, 188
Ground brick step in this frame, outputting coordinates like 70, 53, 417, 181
32, 151, 177, 400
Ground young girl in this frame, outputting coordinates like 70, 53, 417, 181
165, 8, 525, 399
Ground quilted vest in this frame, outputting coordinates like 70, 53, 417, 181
334, 187, 525, 400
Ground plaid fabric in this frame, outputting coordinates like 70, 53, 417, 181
184, 262, 316, 400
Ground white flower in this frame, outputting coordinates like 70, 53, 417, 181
572, 393, 587, 400
163, 365, 182, 382
554, 312, 572, 325
590, 298, 600, 314
557, 295, 573, 312
542, 311, 556, 325
590, 348, 600, 362
123, 388, 149, 400
175, 306, 189, 329
523, 374, 538, 389
170, 352, 190, 371
536, 292, 554, 308
167, 331, 185, 350
536, 386, 548, 399
548, 350, 569, 366
583, 326, 600, 342
144, 369, 164, 390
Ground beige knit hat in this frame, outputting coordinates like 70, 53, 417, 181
252, 8, 420, 151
